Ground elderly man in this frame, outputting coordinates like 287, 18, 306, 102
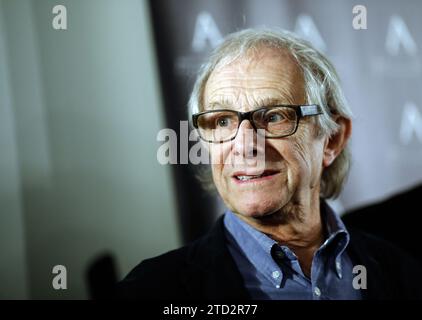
117, 29, 421, 300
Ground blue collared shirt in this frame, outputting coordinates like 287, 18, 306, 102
224, 201, 362, 300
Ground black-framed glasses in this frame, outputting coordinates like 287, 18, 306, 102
192, 104, 323, 143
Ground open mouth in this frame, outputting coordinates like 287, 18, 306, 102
233, 170, 279, 182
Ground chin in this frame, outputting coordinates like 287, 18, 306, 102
233, 200, 281, 218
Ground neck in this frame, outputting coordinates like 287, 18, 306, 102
235, 195, 325, 277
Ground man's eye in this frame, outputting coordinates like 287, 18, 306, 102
217, 117, 231, 127
266, 113, 285, 123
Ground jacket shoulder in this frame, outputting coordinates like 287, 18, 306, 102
115, 245, 193, 299
115, 216, 232, 300
349, 227, 419, 263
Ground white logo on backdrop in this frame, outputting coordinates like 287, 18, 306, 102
386, 15, 417, 56
400, 102, 422, 145
191, 11, 223, 52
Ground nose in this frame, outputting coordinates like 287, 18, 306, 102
233, 120, 258, 159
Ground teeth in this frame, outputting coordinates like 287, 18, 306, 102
237, 175, 263, 181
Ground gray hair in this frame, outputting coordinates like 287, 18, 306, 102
188, 28, 353, 199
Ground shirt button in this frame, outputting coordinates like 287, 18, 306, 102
314, 287, 321, 297
272, 271, 280, 279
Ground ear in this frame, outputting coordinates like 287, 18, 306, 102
322, 116, 352, 167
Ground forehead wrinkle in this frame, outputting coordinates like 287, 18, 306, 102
205, 73, 303, 106
203, 47, 305, 110
254, 88, 297, 105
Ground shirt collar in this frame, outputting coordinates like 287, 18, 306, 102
224, 211, 282, 286
319, 200, 350, 259
224, 199, 350, 282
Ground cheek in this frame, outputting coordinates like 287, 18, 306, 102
278, 132, 323, 182
292, 140, 312, 169
210, 164, 221, 187
291, 136, 325, 184
269, 137, 308, 171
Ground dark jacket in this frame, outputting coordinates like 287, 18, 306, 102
116, 215, 422, 300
